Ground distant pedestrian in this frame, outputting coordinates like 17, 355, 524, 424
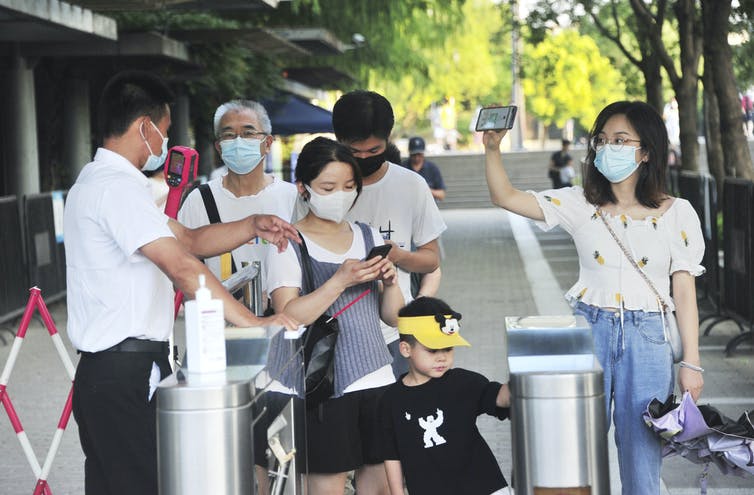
548, 139, 573, 188
742, 92, 753, 138
381, 296, 511, 495
484, 100, 705, 494
663, 97, 680, 146
403, 137, 446, 202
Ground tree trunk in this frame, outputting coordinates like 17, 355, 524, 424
701, 0, 754, 180
643, 58, 664, 114
702, 59, 725, 205
673, 0, 701, 172
635, 20, 664, 113
630, 0, 702, 171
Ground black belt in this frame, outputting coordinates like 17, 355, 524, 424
81, 338, 169, 355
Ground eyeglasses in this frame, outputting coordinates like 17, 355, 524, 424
218, 129, 267, 141
591, 136, 641, 152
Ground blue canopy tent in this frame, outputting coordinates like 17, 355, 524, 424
261, 93, 333, 136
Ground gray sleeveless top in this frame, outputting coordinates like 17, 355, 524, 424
265, 222, 392, 398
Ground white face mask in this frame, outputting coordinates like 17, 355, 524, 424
140, 120, 168, 172
304, 185, 357, 223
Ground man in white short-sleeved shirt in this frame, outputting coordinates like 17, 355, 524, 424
65, 71, 299, 495
333, 90, 447, 377
179, 100, 297, 291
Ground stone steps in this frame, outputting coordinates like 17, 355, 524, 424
427, 150, 565, 209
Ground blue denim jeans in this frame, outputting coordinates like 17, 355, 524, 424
574, 302, 674, 495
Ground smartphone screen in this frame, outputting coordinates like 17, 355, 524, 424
475, 105, 517, 131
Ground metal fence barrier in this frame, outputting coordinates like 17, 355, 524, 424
0, 196, 28, 333
23, 192, 67, 304
707, 179, 754, 354
678, 172, 719, 306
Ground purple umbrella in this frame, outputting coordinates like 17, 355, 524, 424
644, 392, 754, 477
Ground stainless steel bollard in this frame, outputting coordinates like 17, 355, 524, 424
156, 372, 253, 495
506, 315, 609, 495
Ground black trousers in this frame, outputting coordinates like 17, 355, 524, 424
72, 350, 171, 495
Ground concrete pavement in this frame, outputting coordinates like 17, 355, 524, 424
1, 207, 753, 494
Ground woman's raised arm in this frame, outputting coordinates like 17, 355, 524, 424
484, 130, 546, 221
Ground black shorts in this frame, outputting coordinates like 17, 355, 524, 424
303, 385, 389, 474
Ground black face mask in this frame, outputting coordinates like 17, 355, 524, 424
356, 153, 386, 177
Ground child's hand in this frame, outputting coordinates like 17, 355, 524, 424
496, 383, 511, 408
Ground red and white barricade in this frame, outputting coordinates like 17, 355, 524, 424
0, 287, 76, 495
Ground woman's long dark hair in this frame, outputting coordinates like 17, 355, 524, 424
583, 101, 669, 208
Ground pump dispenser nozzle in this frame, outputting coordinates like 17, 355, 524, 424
195, 274, 210, 302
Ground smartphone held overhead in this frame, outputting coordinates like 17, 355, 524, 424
476, 105, 517, 132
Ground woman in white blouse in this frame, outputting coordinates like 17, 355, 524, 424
265, 137, 404, 495
484, 101, 704, 494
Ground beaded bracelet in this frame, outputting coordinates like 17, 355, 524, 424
679, 361, 704, 373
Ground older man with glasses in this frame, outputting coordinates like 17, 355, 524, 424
179, 99, 298, 293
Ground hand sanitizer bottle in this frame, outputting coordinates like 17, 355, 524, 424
185, 274, 226, 373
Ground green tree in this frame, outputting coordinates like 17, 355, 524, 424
522, 29, 625, 134
732, 0, 754, 89
372, 0, 510, 135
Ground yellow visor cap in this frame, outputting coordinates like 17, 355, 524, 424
397, 314, 471, 349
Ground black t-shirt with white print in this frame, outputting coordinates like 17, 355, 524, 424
381, 368, 509, 495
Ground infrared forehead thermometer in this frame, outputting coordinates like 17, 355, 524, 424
164, 146, 199, 219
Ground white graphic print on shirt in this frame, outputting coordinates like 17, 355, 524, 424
417, 408, 447, 448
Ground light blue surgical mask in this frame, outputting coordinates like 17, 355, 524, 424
594, 146, 641, 183
140, 120, 168, 172
220, 137, 264, 175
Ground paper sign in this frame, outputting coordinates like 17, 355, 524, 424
51, 191, 64, 243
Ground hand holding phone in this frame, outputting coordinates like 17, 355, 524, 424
365, 244, 392, 261
476, 105, 517, 132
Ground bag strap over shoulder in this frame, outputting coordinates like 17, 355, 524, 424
596, 208, 667, 309
198, 183, 237, 275
297, 232, 315, 295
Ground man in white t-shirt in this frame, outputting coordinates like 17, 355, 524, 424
65, 72, 299, 495
179, 100, 297, 292
333, 90, 447, 377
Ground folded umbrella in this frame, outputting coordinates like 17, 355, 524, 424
644, 391, 754, 477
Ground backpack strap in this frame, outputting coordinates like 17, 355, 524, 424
198, 183, 237, 275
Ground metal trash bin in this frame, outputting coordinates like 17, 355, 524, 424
506, 315, 609, 495
156, 371, 253, 495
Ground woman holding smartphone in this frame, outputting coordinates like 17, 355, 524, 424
264, 136, 403, 495
483, 101, 704, 494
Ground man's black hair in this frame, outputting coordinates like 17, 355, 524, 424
384, 142, 402, 164
332, 90, 394, 143
98, 70, 175, 141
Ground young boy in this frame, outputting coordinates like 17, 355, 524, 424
380, 297, 511, 495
